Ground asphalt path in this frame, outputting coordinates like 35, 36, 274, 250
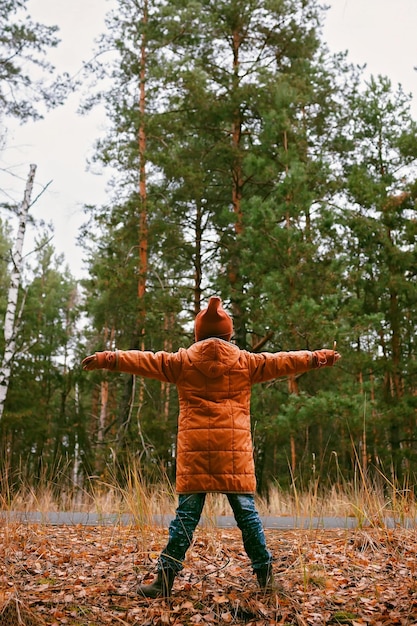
1, 511, 415, 529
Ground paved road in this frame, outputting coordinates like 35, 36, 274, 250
1, 511, 415, 529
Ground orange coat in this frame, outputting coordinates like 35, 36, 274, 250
95, 339, 329, 494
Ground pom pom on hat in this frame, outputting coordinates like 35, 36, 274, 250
194, 296, 233, 341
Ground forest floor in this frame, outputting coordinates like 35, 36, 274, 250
1, 523, 417, 626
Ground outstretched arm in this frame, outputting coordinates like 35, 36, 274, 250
82, 349, 182, 383
249, 348, 341, 383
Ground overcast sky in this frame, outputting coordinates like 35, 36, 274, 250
1, 0, 416, 278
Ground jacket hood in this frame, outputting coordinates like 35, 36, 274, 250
187, 338, 240, 378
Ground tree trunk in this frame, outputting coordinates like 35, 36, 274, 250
138, 0, 148, 336
97, 381, 108, 445
116, 1, 149, 458
288, 375, 299, 475
0, 164, 36, 421
114, 2, 151, 461
229, 26, 246, 347
193, 199, 203, 316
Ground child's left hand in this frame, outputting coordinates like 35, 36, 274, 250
314, 349, 341, 367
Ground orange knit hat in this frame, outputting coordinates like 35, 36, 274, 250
194, 296, 233, 341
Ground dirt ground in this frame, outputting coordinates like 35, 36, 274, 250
1, 523, 417, 625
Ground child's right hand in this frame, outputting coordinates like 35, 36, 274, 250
82, 354, 99, 370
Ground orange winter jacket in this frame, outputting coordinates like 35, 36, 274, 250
94, 339, 333, 494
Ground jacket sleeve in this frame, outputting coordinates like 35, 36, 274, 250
248, 349, 337, 384
94, 349, 183, 383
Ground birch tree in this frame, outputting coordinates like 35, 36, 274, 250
0, 163, 36, 421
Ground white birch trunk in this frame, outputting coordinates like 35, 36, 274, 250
0, 164, 36, 421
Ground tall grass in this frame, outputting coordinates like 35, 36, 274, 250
0, 456, 416, 525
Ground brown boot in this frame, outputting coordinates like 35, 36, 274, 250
256, 565, 275, 592
137, 568, 176, 599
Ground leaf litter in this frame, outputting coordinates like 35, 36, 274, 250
1, 523, 417, 625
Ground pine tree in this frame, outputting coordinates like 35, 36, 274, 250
0, 0, 64, 122
337, 76, 417, 477
79, 0, 351, 485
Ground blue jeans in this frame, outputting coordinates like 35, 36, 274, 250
158, 493, 272, 574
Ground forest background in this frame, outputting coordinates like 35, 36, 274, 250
1, 0, 417, 510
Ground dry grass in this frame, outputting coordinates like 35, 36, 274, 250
1, 469, 416, 526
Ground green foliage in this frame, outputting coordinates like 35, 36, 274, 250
0, 0, 66, 121
0, 237, 84, 489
